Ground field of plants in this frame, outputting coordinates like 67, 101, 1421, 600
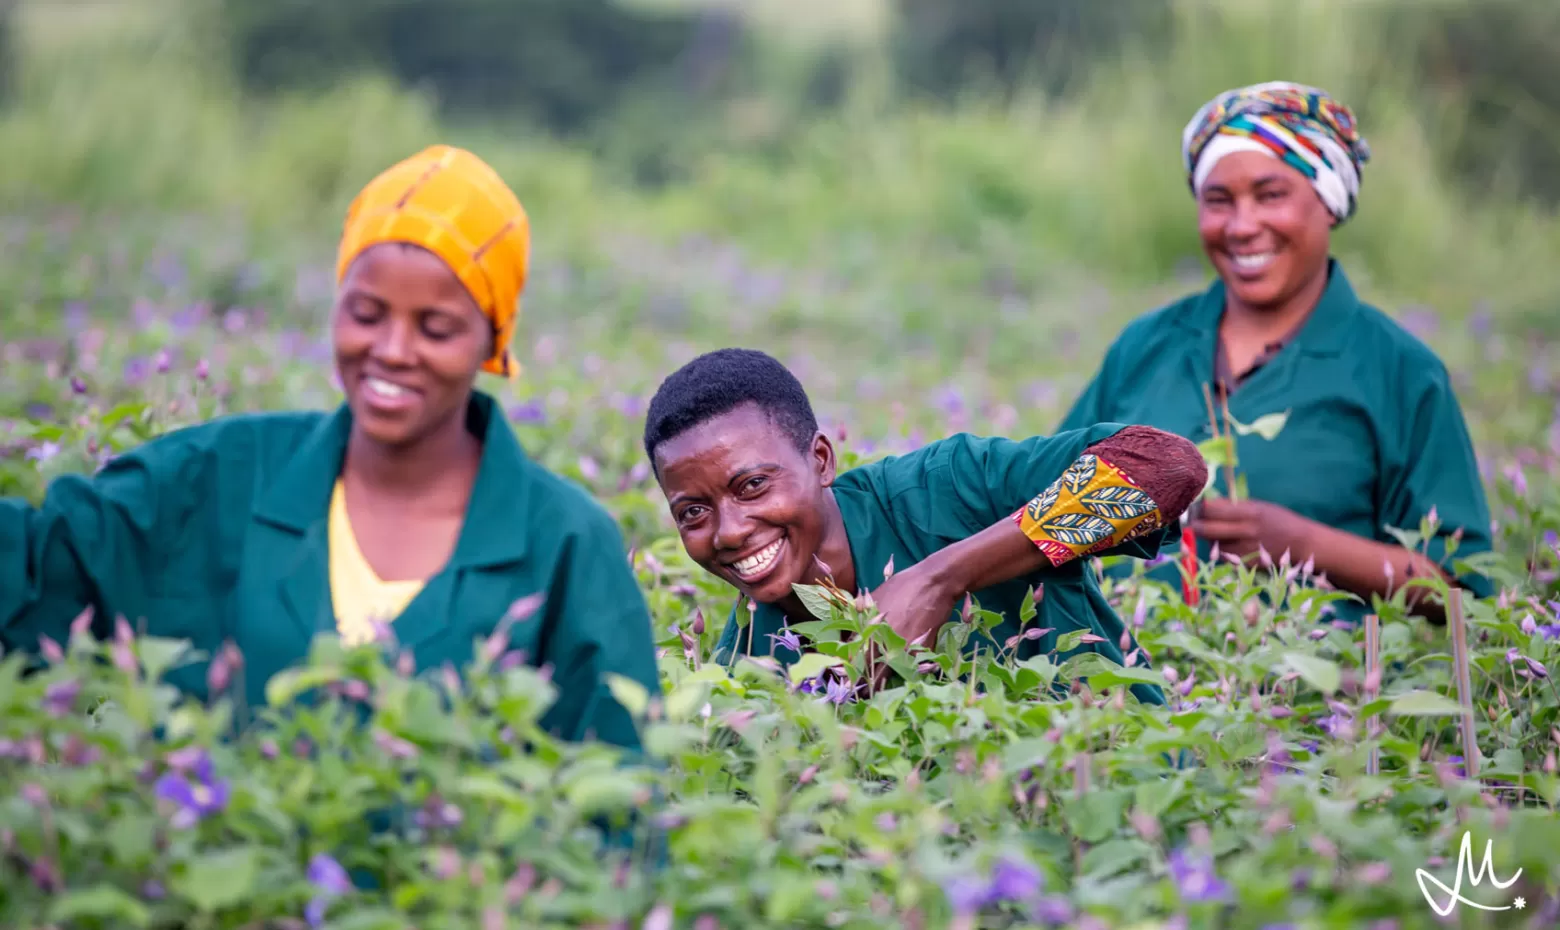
4, 1, 1560, 928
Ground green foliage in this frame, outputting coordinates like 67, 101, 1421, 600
1374, 0, 1560, 206
2, 224, 1560, 925
890, 0, 1171, 103
3, 0, 1560, 924
215, 0, 726, 133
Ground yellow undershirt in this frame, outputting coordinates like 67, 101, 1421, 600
329, 479, 425, 646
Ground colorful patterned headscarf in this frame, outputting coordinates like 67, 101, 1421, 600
336, 145, 531, 380
1181, 81, 1371, 224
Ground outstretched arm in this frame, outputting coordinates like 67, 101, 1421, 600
871, 425, 1207, 648
1, 432, 216, 659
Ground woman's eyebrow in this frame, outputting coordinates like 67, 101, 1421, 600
727, 464, 781, 485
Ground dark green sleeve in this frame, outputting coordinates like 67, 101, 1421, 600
932, 426, 1132, 531
535, 508, 666, 752
0, 432, 211, 654
928, 428, 1173, 561
1378, 369, 1495, 598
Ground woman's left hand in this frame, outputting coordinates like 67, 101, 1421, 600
1190, 497, 1316, 565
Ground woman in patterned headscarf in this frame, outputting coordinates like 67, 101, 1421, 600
0, 146, 662, 749
1059, 82, 1494, 625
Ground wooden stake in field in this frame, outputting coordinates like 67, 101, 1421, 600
1364, 612, 1380, 776
1447, 588, 1479, 779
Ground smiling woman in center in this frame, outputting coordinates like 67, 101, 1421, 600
643, 348, 1207, 704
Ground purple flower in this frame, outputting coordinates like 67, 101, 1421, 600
943, 876, 992, 916
1168, 848, 1230, 903
509, 401, 546, 425
942, 856, 1043, 917
123, 356, 152, 385
768, 630, 802, 654
305, 853, 351, 926
153, 751, 231, 829
414, 795, 464, 831
1032, 895, 1074, 925
988, 857, 1043, 901
43, 679, 81, 717
1505, 648, 1548, 678
820, 677, 855, 705
27, 441, 61, 464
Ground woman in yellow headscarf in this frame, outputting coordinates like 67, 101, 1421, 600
0, 146, 663, 751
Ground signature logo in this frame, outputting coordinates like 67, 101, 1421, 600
1415, 832, 1525, 915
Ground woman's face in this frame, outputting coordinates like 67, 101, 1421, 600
1197, 151, 1334, 311
332, 243, 493, 449
652, 403, 838, 607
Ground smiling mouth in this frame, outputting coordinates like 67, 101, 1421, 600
1229, 250, 1277, 273
727, 537, 785, 583
361, 375, 419, 405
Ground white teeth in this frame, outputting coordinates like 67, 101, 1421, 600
366, 377, 408, 399
733, 539, 782, 578
1232, 252, 1275, 270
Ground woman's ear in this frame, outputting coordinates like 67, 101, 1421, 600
813, 431, 838, 488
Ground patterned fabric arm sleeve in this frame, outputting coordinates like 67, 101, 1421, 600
1012, 425, 1206, 568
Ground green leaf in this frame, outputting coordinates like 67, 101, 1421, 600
1081, 838, 1154, 880
1002, 737, 1057, 773
172, 846, 261, 913
1064, 788, 1129, 843
1487, 748, 1527, 778
1135, 776, 1186, 817
1018, 587, 1038, 626
664, 677, 712, 721
792, 583, 842, 621
454, 773, 528, 807
605, 673, 650, 719
1059, 652, 1115, 680
1055, 630, 1088, 654
1089, 666, 1165, 691
264, 664, 345, 708
49, 885, 151, 927
1282, 652, 1341, 695
1229, 410, 1290, 440
136, 635, 200, 684
565, 771, 643, 816
1196, 437, 1232, 467
1388, 690, 1470, 717
787, 652, 844, 686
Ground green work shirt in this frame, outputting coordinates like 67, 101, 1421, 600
1058, 260, 1494, 622
0, 391, 662, 752
711, 424, 1170, 706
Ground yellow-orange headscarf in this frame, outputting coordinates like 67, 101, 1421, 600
335, 145, 530, 380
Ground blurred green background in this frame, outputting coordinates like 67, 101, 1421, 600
2, 0, 1558, 472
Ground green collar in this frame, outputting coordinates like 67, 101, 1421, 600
1172, 258, 1361, 358
251, 390, 535, 568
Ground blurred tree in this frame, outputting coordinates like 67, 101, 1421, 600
1377, 0, 1560, 205
889, 0, 1172, 103
218, 0, 723, 133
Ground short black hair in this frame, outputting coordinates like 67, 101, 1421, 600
643, 348, 819, 465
